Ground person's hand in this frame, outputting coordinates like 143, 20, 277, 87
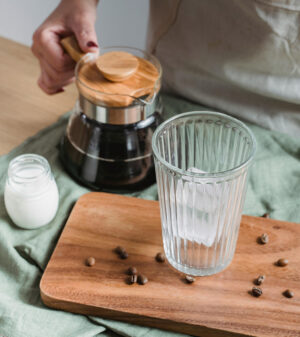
31, 0, 99, 94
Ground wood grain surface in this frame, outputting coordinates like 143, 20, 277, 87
0, 36, 77, 155
96, 51, 139, 82
78, 56, 159, 107
40, 192, 300, 337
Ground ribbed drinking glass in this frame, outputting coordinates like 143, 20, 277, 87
152, 111, 256, 276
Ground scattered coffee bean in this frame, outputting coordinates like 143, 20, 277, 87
283, 289, 294, 298
259, 233, 269, 244
86, 257, 96, 267
120, 251, 129, 259
255, 275, 266, 286
128, 266, 137, 275
185, 275, 195, 284
155, 252, 166, 263
251, 287, 263, 297
128, 274, 138, 285
262, 213, 270, 218
276, 258, 288, 267
137, 274, 148, 285
115, 246, 126, 255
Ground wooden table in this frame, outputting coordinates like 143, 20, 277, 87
0, 36, 77, 155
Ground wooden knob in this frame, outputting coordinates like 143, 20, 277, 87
96, 51, 139, 82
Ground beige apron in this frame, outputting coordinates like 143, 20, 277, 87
147, 0, 300, 137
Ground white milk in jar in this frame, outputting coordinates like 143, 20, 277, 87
4, 154, 59, 229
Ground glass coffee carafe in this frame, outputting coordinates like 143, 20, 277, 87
60, 47, 162, 191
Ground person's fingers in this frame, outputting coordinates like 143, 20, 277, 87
31, 0, 99, 95
33, 27, 75, 73
70, 13, 99, 53
38, 69, 61, 95
40, 56, 75, 85
38, 72, 74, 95
38, 62, 75, 95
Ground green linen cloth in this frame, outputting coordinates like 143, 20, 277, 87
0, 93, 300, 337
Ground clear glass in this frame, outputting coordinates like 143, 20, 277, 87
152, 111, 256, 276
4, 154, 59, 229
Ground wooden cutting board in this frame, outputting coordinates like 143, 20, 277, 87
40, 192, 300, 337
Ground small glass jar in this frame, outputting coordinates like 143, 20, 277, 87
4, 154, 59, 229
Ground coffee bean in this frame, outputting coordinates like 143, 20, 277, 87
120, 251, 128, 259
137, 274, 148, 285
115, 246, 126, 255
251, 287, 263, 297
259, 233, 269, 244
185, 275, 195, 284
128, 266, 137, 275
255, 275, 266, 286
276, 258, 288, 267
155, 252, 165, 263
262, 213, 270, 218
128, 274, 137, 285
283, 289, 294, 298
86, 257, 96, 267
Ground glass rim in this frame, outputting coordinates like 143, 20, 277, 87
152, 111, 257, 179
8, 153, 50, 183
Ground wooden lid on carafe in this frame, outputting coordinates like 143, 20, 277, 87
61, 36, 161, 107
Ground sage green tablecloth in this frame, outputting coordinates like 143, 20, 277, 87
1, 93, 300, 337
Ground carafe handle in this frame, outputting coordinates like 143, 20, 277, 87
61, 35, 85, 62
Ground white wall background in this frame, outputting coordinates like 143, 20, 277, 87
0, 0, 149, 49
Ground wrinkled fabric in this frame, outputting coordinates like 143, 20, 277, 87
0, 93, 300, 337
147, 0, 300, 137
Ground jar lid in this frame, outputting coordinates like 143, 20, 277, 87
75, 47, 162, 108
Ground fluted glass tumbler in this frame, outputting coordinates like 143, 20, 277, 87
152, 111, 256, 276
